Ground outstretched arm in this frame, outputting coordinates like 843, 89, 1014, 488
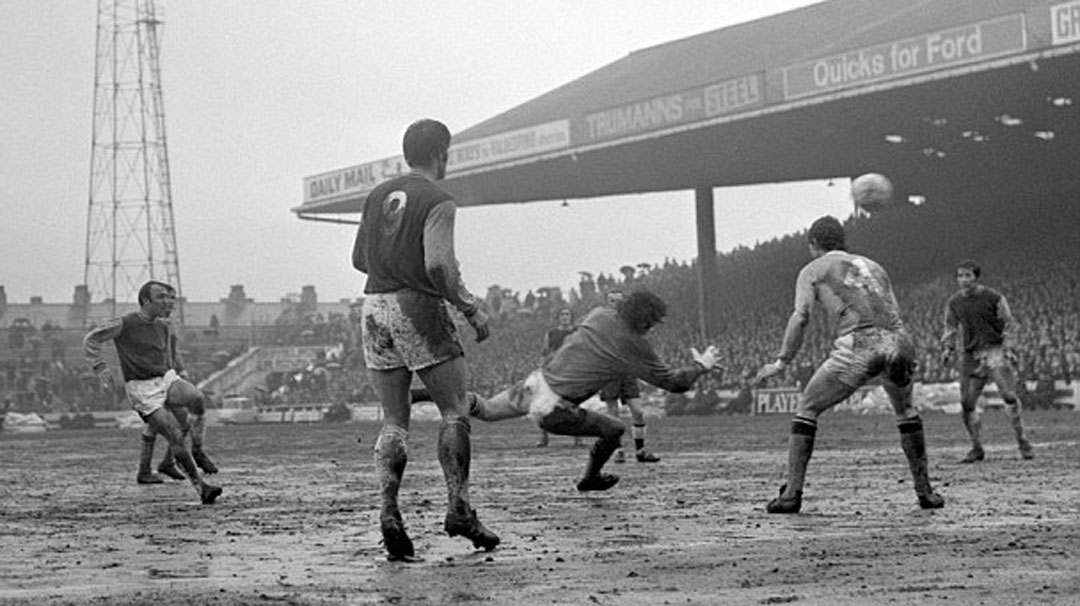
83, 318, 123, 389
627, 343, 719, 394
755, 270, 813, 384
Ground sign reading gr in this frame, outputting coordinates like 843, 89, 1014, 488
783, 13, 1027, 100
1052, 1, 1080, 45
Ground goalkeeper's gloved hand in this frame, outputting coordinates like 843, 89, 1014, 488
691, 345, 720, 371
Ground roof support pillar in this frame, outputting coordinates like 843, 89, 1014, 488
694, 186, 721, 341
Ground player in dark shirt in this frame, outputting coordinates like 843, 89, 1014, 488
535, 307, 580, 448
352, 119, 496, 561
83, 281, 221, 504
754, 216, 943, 514
461, 288, 720, 492
941, 259, 1034, 462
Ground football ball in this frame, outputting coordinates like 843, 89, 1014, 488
851, 173, 893, 212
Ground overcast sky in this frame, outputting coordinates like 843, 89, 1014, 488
0, 0, 853, 305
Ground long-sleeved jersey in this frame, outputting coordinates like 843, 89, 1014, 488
351, 173, 479, 317
541, 307, 704, 404
83, 313, 183, 381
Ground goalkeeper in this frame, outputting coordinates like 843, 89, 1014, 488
447, 288, 720, 492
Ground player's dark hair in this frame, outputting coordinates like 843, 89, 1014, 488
807, 216, 846, 251
956, 259, 981, 278
618, 288, 667, 334
403, 119, 451, 167
137, 280, 175, 306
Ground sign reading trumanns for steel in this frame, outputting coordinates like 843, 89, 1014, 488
583, 74, 763, 143
1052, 1, 1080, 45
783, 14, 1027, 100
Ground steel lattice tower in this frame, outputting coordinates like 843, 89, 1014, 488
84, 0, 182, 323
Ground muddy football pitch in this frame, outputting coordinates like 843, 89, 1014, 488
1, 409, 1078, 605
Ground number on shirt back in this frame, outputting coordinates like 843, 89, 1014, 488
380, 190, 408, 238
843, 259, 885, 297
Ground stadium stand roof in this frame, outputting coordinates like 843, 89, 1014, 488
295, 0, 1080, 217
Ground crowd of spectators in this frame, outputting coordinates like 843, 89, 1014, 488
3, 188, 1077, 415
456, 190, 1079, 406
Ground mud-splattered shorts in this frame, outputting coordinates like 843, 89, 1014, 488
361, 291, 464, 371
961, 346, 1012, 379
820, 327, 915, 388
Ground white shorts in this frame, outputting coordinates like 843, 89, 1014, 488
517, 370, 570, 423
125, 369, 180, 418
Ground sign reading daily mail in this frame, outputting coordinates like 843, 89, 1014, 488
782, 13, 1027, 100
302, 120, 570, 206
303, 156, 409, 206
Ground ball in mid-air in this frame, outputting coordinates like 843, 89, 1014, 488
851, 173, 893, 212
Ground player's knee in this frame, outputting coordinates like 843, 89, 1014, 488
794, 402, 823, 420
168, 379, 203, 409
602, 421, 625, 441
442, 415, 471, 433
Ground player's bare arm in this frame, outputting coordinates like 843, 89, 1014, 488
755, 304, 810, 385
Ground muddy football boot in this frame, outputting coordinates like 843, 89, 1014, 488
381, 514, 418, 562
136, 472, 165, 485
635, 449, 661, 463
959, 446, 985, 464
576, 473, 620, 492
918, 491, 945, 509
445, 507, 500, 552
766, 484, 802, 514
199, 482, 223, 505
192, 448, 219, 474
157, 462, 186, 481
